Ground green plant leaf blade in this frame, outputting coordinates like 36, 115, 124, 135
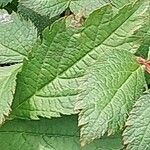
19, 0, 70, 18
135, 20, 150, 59
0, 0, 12, 7
111, 0, 135, 9
19, 0, 138, 18
69, 0, 110, 16
0, 44, 23, 65
0, 116, 123, 150
76, 49, 145, 146
0, 10, 37, 57
0, 64, 21, 125
11, 19, 82, 119
18, 4, 59, 34
123, 93, 150, 150
12, 0, 148, 120
19, 0, 111, 18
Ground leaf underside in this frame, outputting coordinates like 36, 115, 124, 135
0, 115, 123, 150
123, 93, 150, 150
0, 64, 21, 125
0, 9, 37, 58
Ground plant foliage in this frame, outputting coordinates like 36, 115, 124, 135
0, 0, 150, 149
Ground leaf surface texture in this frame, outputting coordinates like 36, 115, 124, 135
0, 116, 123, 150
123, 93, 150, 150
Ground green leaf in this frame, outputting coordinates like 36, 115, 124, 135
135, 22, 150, 59
0, 0, 12, 7
12, 19, 81, 119
148, 49, 150, 60
0, 44, 23, 65
69, 0, 110, 16
76, 49, 145, 146
135, 20, 150, 85
111, 0, 135, 9
0, 115, 123, 150
123, 93, 150, 150
19, 0, 111, 17
0, 10, 37, 57
19, 0, 70, 18
0, 64, 21, 125
12, 0, 148, 120
79, 0, 149, 54
19, 0, 147, 18
18, 4, 59, 34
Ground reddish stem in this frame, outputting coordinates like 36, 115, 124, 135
137, 57, 150, 74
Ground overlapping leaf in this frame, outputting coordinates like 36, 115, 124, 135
0, 64, 21, 125
123, 92, 150, 150
69, 0, 110, 16
111, 0, 135, 9
19, 0, 111, 17
0, 115, 123, 150
0, 10, 37, 58
76, 49, 145, 146
0, 0, 149, 149
0, 0, 12, 7
18, 4, 58, 34
0, 44, 23, 65
12, 19, 81, 119
136, 21, 150, 58
19, 0, 148, 18
11, 0, 148, 121
19, 0, 70, 18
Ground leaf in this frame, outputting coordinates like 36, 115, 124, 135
69, 0, 110, 16
19, 0, 146, 18
76, 49, 145, 146
0, 115, 123, 150
135, 19, 150, 85
12, 19, 81, 119
0, 0, 12, 7
12, 0, 148, 120
18, 4, 59, 34
135, 21, 150, 58
0, 64, 21, 125
111, 0, 135, 9
19, 0, 111, 18
19, 0, 70, 18
79, 0, 149, 54
0, 10, 37, 57
123, 93, 150, 150
0, 44, 23, 65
